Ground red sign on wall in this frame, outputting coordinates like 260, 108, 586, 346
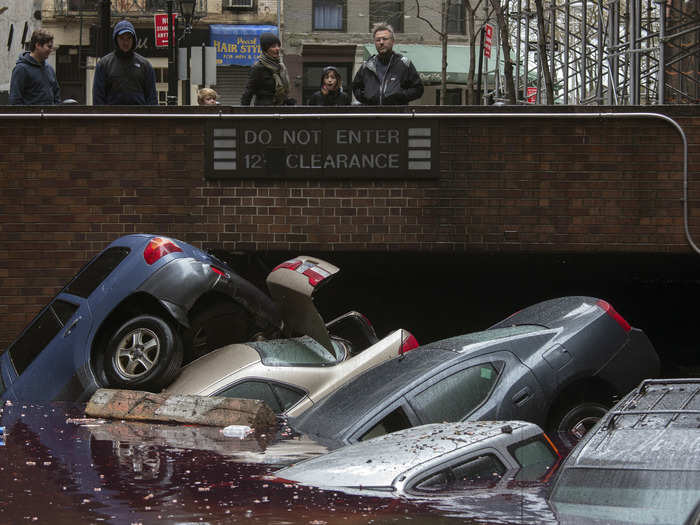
484, 24, 493, 58
154, 13, 177, 48
527, 87, 537, 103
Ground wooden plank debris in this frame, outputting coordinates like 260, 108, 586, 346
85, 389, 276, 429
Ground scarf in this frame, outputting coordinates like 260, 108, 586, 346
259, 53, 290, 105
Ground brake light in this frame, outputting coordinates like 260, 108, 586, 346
143, 237, 183, 265
272, 258, 331, 287
596, 300, 631, 332
210, 266, 226, 277
399, 331, 419, 354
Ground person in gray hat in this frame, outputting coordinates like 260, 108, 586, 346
240, 32, 295, 106
92, 19, 158, 105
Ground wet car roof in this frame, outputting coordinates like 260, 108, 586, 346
275, 420, 531, 488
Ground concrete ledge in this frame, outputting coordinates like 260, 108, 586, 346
85, 388, 276, 429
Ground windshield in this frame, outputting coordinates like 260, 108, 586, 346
250, 336, 340, 366
550, 468, 700, 524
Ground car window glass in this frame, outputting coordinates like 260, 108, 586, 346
359, 407, 412, 441
218, 380, 282, 413
65, 247, 130, 298
252, 336, 337, 366
270, 383, 305, 411
509, 435, 558, 481
51, 300, 79, 325
410, 362, 502, 423
414, 454, 506, 492
8, 307, 63, 375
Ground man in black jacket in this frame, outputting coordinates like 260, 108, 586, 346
92, 20, 158, 105
352, 23, 423, 105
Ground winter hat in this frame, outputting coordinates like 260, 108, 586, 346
259, 32, 281, 53
321, 66, 342, 87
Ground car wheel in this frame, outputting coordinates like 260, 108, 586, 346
554, 402, 609, 446
103, 315, 183, 392
188, 302, 256, 361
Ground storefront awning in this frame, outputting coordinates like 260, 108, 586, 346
362, 44, 502, 85
211, 25, 278, 66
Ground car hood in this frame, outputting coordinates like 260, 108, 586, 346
266, 256, 339, 357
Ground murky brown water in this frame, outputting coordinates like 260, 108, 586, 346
0, 402, 558, 524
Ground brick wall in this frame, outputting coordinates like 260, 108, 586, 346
0, 105, 698, 348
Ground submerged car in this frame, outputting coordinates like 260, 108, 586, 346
0, 234, 282, 401
164, 326, 418, 417
549, 378, 700, 525
165, 253, 418, 415
288, 296, 660, 449
270, 420, 560, 497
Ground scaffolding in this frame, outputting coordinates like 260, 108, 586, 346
503, 0, 699, 105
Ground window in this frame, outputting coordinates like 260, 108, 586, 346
313, 0, 346, 31
509, 435, 559, 481
447, 0, 465, 34
359, 407, 412, 441
218, 380, 304, 414
410, 362, 502, 423
9, 303, 74, 375
65, 247, 130, 298
369, 0, 404, 33
413, 454, 507, 491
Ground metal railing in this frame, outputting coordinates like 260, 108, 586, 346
53, 0, 207, 17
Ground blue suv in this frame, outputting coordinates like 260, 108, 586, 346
0, 234, 282, 402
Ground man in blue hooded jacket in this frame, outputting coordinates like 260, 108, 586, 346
9, 29, 61, 105
92, 20, 158, 105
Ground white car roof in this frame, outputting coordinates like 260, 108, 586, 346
275, 420, 537, 488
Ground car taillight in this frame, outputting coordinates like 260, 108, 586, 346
399, 331, 419, 354
210, 266, 226, 277
143, 237, 183, 265
596, 299, 631, 332
272, 258, 331, 287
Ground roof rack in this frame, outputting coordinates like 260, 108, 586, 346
604, 378, 700, 430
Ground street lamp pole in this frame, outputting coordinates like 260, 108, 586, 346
178, 0, 197, 106
166, 0, 177, 105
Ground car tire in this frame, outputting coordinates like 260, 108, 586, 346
553, 402, 609, 447
103, 315, 183, 392
188, 302, 256, 362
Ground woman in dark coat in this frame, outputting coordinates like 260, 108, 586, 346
307, 66, 352, 106
240, 32, 295, 106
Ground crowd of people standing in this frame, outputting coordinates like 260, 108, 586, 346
9, 21, 423, 107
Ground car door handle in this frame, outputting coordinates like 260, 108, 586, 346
63, 317, 81, 337
512, 387, 532, 406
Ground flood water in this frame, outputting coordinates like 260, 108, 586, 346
0, 401, 559, 524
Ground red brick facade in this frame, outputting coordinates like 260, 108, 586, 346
0, 105, 698, 347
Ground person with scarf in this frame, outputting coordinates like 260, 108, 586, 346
307, 66, 352, 106
240, 32, 295, 106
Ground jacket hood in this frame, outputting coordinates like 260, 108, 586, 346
112, 20, 136, 52
320, 66, 343, 90
16, 51, 43, 67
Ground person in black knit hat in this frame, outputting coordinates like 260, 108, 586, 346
240, 32, 295, 106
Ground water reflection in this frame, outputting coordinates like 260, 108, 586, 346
1, 401, 558, 524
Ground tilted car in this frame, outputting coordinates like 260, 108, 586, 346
0, 234, 282, 401
549, 378, 700, 525
163, 255, 419, 417
270, 420, 560, 497
288, 296, 660, 449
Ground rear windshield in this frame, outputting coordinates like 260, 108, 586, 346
64, 247, 130, 298
249, 336, 338, 365
551, 468, 700, 524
